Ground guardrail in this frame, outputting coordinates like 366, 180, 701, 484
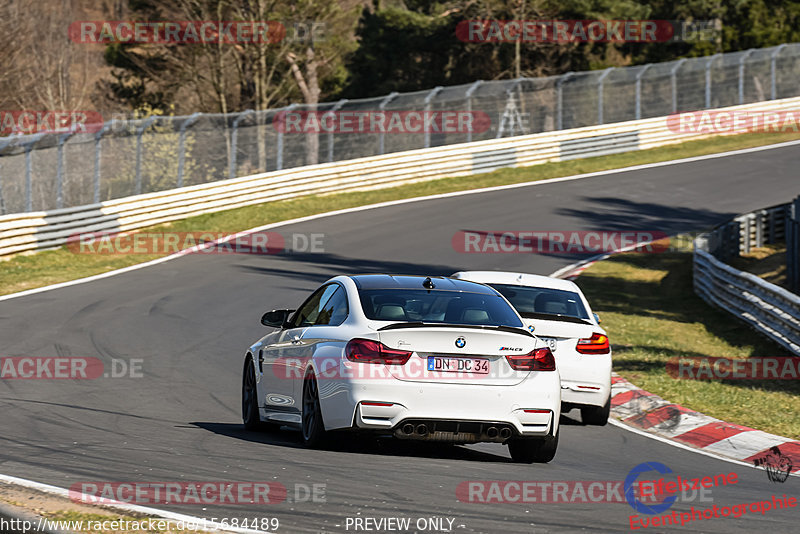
3, 95, 800, 257
694, 198, 800, 356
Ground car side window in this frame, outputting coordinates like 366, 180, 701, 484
314, 286, 349, 326
290, 284, 339, 328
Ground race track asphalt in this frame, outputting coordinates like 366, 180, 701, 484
1, 144, 798, 533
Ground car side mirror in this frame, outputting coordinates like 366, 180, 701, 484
261, 309, 295, 328
593, 313, 602, 324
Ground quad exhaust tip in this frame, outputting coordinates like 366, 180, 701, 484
415, 424, 428, 436
402, 423, 415, 435
500, 427, 512, 439
486, 427, 499, 438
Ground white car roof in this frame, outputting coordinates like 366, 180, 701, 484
451, 271, 582, 293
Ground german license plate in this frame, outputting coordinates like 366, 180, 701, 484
427, 356, 490, 374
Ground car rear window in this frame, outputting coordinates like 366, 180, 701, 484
489, 284, 590, 320
358, 289, 524, 327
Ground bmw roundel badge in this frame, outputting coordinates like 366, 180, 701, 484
455, 337, 466, 348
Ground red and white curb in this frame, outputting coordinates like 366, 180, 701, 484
610, 373, 799, 475
553, 253, 799, 479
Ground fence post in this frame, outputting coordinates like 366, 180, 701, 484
0, 160, 4, 215
790, 197, 800, 293
24, 143, 33, 212
670, 59, 687, 113
93, 121, 114, 204
55, 133, 73, 209
423, 86, 443, 148
465, 80, 483, 142
177, 113, 202, 187
276, 103, 297, 171
634, 64, 652, 120
705, 54, 721, 109
738, 49, 755, 105
135, 116, 159, 195
597, 67, 614, 125
326, 100, 348, 163
377, 93, 398, 155
770, 44, 787, 100
230, 110, 253, 179
556, 72, 574, 130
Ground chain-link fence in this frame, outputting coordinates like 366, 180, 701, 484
1, 43, 800, 215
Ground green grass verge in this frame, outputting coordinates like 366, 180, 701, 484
2, 131, 800, 297
576, 246, 800, 439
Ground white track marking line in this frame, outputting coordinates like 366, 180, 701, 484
0, 474, 265, 533
3, 138, 800, 304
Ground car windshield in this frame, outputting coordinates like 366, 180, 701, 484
489, 283, 590, 321
358, 289, 524, 328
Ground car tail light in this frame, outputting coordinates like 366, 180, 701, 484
506, 347, 555, 371
345, 338, 412, 365
576, 333, 610, 354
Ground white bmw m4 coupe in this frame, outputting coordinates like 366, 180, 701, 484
452, 271, 612, 426
242, 274, 561, 463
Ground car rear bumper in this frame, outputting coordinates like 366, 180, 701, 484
557, 353, 611, 408
321, 371, 560, 438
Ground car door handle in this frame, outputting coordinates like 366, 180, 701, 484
291, 336, 302, 345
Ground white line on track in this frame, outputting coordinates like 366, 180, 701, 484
0, 473, 264, 533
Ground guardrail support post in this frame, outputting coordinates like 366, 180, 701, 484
135, 116, 159, 195
738, 49, 755, 105
465, 80, 483, 142
229, 110, 253, 179
326, 100, 348, 162
770, 44, 787, 100
377, 93, 398, 155
597, 68, 614, 125
423, 86, 443, 148
556, 72, 574, 130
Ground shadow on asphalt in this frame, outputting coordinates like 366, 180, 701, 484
192, 413, 581, 463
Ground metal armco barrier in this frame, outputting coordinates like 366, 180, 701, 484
3, 95, 800, 257
694, 197, 800, 356
694, 244, 800, 356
